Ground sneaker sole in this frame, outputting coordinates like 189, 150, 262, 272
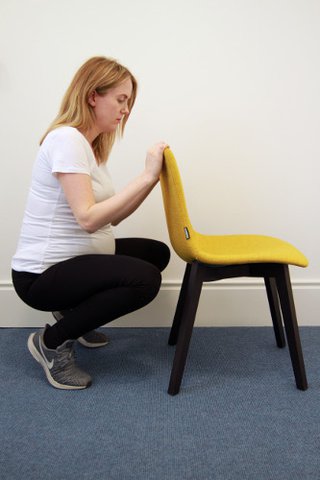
27, 333, 91, 390
78, 336, 109, 348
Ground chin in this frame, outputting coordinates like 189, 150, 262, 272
102, 126, 117, 134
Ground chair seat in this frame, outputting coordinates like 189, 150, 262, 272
193, 233, 308, 267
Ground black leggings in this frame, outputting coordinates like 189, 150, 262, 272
12, 238, 170, 348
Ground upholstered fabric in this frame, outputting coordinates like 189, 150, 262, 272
160, 148, 308, 267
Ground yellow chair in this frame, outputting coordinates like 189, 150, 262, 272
160, 148, 308, 395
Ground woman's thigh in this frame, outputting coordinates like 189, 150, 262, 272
16, 254, 161, 312
115, 238, 170, 271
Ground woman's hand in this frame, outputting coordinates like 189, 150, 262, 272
145, 142, 169, 182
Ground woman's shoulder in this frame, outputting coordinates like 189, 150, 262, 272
42, 127, 92, 157
39, 126, 94, 170
44, 126, 83, 143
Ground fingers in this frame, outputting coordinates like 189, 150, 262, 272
145, 141, 169, 180
147, 142, 169, 158
157, 141, 169, 152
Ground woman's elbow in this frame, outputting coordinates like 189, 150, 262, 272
78, 214, 115, 233
80, 222, 97, 234
77, 216, 98, 234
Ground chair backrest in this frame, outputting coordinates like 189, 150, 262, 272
160, 148, 198, 262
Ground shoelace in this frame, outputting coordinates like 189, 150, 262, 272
56, 341, 77, 370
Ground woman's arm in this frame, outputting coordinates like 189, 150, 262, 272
57, 142, 168, 233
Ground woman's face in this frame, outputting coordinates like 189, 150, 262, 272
89, 77, 133, 135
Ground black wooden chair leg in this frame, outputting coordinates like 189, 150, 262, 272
168, 262, 203, 395
168, 263, 192, 346
275, 265, 308, 390
264, 276, 286, 348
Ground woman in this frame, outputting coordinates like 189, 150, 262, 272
11, 56, 170, 390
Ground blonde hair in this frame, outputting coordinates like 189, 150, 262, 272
40, 56, 137, 164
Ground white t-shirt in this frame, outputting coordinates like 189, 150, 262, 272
12, 126, 115, 273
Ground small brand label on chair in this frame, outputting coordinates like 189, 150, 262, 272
184, 227, 190, 240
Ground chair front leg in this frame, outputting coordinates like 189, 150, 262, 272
168, 261, 203, 395
275, 265, 308, 390
168, 262, 192, 346
264, 276, 286, 348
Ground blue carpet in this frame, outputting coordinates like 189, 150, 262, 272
0, 327, 320, 480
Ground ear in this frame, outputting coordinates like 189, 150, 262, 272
88, 90, 96, 107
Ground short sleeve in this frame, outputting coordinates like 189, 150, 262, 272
46, 127, 92, 175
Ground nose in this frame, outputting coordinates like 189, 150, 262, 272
121, 104, 129, 115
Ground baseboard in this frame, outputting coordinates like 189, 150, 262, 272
1, 279, 319, 328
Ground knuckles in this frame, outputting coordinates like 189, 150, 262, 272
147, 142, 168, 157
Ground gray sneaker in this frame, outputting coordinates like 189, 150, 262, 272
27, 325, 92, 390
52, 311, 110, 348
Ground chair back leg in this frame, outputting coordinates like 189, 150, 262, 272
264, 276, 286, 348
168, 261, 203, 395
275, 265, 308, 390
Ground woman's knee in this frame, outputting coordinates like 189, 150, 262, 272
115, 237, 171, 272
140, 263, 162, 301
157, 241, 171, 271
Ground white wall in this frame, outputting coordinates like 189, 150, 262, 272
1, 0, 319, 327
